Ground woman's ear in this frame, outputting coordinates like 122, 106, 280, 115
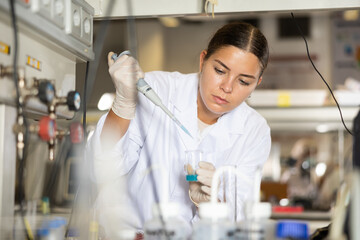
257, 76, 263, 86
199, 50, 207, 72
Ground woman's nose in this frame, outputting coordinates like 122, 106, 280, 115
220, 77, 233, 93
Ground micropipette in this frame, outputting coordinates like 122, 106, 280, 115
111, 51, 194, 139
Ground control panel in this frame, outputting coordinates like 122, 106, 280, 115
0, 0, 94, 61
0, 0, 94, 118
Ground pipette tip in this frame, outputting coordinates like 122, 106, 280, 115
181, 125, 194, 139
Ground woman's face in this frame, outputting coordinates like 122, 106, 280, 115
198, 45, 262, 124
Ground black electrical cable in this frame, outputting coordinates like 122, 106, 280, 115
9, 0, 31, 239
9, 0, 20, 108
83, 61, 89, 139
291, 12, 353, 136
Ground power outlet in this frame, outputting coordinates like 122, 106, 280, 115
52, 0, 65, 28
31, 0, 52, 21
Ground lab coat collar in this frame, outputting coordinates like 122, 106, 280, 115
200, 102, 247, 154
212, 102, 247, 135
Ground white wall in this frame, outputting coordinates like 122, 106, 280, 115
137, 20, 165, 72
261, 13, 332, 89
136, 13, 333, 89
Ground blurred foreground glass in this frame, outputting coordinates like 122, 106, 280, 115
185, 150, 203, 181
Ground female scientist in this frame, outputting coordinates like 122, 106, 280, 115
89, 22, 271, 231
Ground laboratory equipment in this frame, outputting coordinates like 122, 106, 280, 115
185, 150, 203, 181
0, 0, 93, 237
111, 52, 193, 139
192, 202, 235, 240
211, 166, 252, 220
38, 81, 56, 104
37, 217, 67, 240
235, 166, 276, 239
142, 162, 190, 239
235, 202, 274, 240
37, 116, 57, 142
275, 221, 309, 240
193, 166, 257, 239
144, 202, 191, 240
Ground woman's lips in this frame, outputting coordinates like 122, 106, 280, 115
213, 95, 228, 104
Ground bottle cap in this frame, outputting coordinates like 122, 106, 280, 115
199, 202, 229, 220
276, 221, 309, 240
152, 202, 179, 218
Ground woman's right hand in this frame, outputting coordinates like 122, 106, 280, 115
108, 51, 144, 119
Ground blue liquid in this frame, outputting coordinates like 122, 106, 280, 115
186, 174, 198, 181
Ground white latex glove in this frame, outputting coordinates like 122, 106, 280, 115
189, 161, 216, 206
108, 52, 144, 119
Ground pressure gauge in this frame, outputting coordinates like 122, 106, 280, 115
38, 81, 55, 104
73, 9, 80, 27
67, 91, 81, 111
54, 0, 64, 16
84, 18, 91, 34
38, 116, 56, 141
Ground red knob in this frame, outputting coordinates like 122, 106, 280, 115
38, 116, 56, 141
70, 122, 84, 143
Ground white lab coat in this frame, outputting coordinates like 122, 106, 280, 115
88, 71, 271, 232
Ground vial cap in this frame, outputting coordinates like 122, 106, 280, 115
152, 202, 180, 218
199, 202, 229, 220
276, 221, 309, 240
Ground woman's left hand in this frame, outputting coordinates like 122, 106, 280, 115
189, 161, 216, 205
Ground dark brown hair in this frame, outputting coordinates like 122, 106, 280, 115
204, 22, 269, 77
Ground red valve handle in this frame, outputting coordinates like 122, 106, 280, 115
38, 116, 56, 141
70, 122, 84, 143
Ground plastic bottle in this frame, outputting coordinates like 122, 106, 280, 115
235, 202, 275, 240
144, 202, 191, 240
275, 221, 309, 240
192, 202, 236, 240
42, 197, 50, 215
50, 217, 67, 240
37, 227, 50, 240
38, 217, 67, 240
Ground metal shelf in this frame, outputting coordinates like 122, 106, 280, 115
255, 106, 359, 132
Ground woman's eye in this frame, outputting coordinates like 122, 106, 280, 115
239, 80, 250, 86
215, 68, 225, 74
